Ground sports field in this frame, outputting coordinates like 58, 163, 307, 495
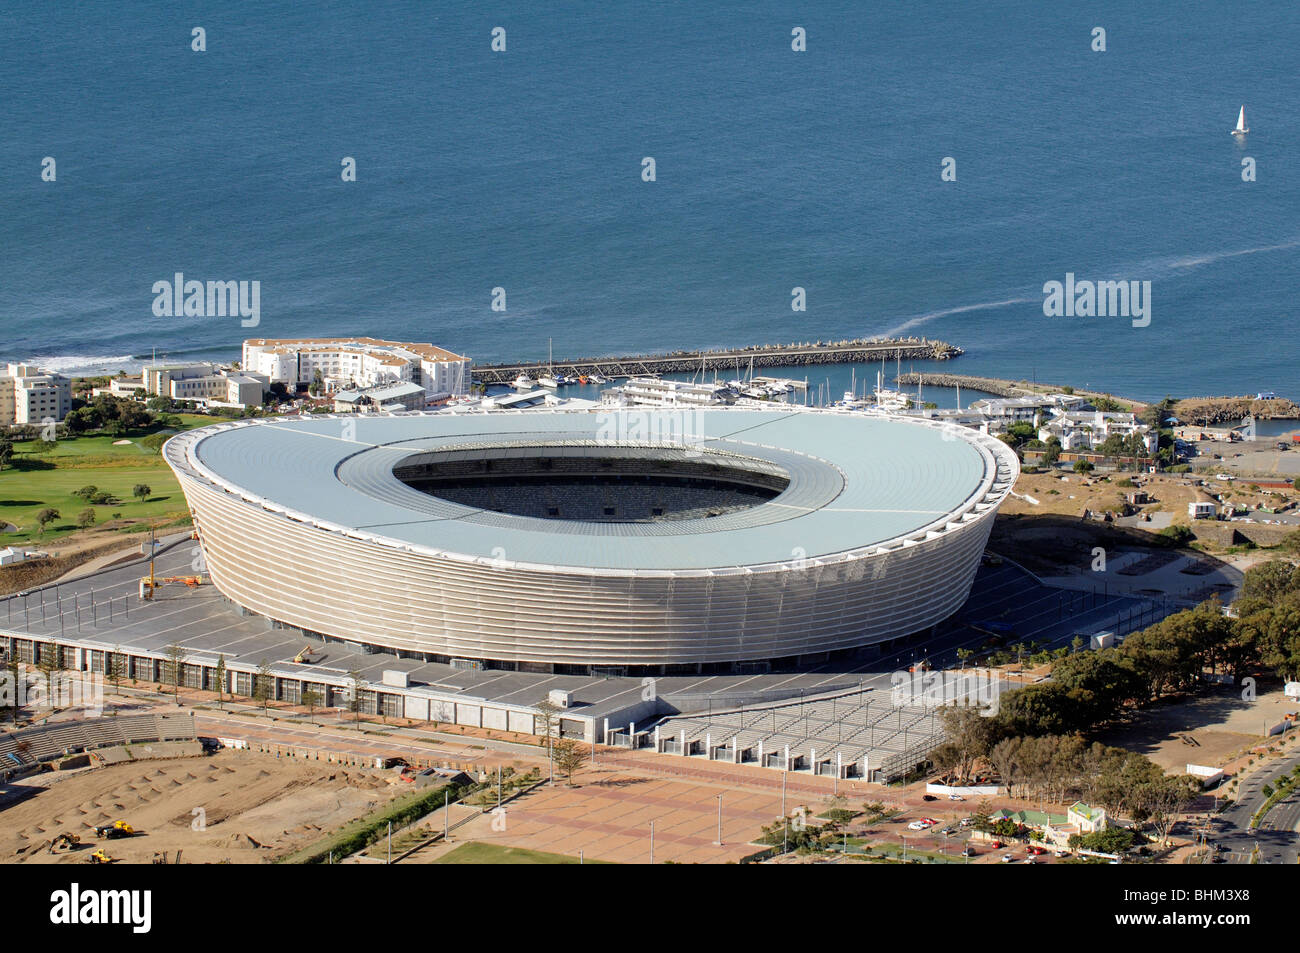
433, 843, 603, 865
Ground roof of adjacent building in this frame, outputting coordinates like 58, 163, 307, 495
170, 408, 1016, 572
243, 337, 468, 364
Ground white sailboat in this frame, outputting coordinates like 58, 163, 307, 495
1230, 105, 1249, 136
538, 338, 559, 388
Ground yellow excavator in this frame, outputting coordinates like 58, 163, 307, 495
86, 848, 118, 864
293, 645, 318, 664
49, 833, 81, 854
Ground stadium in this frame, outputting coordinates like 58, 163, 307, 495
163, 407, 1019, 673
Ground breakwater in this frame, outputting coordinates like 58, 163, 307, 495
898, 372, 1152, 408
895, 372, 1031, 399
472, 337, 962, 384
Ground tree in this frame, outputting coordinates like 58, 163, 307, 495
161, 642, 188, 702
1072, 459, 1094, 473
936, 706, 1001, 783
72, 485, 99, 501
301, 687, 322, 723
1137, 775, 1201, 845
1237, 560, 1300, 609
132, 484, 152, 503
534, 698, 563, 781
999, 422, 1038, 451
107, 646, 127, 693
0, 435, 13, 470
346, 669, 366, 728
36, 642, 62, 704
214, 654, 227, 709
64, 406, 101, 435
988, 736, 1023, 798
1158, 524, 1194, 547
3, 656, 20, 723
552, 737, 588, 784
35, 508, 60, 535
1069, 826, 1138, 854
76, 508, 96, 529
253, 659, 275, 714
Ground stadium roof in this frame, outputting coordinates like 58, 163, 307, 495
171, 408, 1013, 572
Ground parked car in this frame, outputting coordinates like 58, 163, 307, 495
948, 794, 964, 801
1000, 853, 1016, 863
922, 794, 938, 801
961, 846, 977, 857
908, 821, 931, 831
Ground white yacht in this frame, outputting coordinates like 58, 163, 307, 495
610, 376, 730, 408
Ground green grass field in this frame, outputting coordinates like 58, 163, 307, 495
433, 842, 610, 865
0, 414, 213, 543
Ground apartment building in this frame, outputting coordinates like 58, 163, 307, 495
0, 364, 73, 424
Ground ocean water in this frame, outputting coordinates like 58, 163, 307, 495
2, 1, 1298, 402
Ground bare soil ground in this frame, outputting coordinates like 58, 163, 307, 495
0, 528, 176, 596
1004, 471, 1211, 524
2, 749, 406, 864
1096, 687, 1299, 773
988, 512, 1190, 577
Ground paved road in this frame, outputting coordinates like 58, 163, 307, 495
1211, 751, 1300, 865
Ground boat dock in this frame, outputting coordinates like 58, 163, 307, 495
472, 337, 962, 385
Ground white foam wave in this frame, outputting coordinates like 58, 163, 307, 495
872, 296, 1033, 339
1162, 238, 1300, 271
13, 354, 140, 374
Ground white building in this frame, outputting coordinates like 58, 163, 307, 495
1038, 410, 1157, 454
90, 376, 147, 399
0, 364, 73, 425
969, 394, 1085, 426
242, 337, 470, 400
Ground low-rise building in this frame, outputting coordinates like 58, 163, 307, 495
91, 376, 147, 399
333, 380, 427, 413
969, 394, 1086, 426
242, 337, 470, 399
144, 363, 269, 408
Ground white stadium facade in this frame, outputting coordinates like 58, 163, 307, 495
164, 407, 1018, 675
